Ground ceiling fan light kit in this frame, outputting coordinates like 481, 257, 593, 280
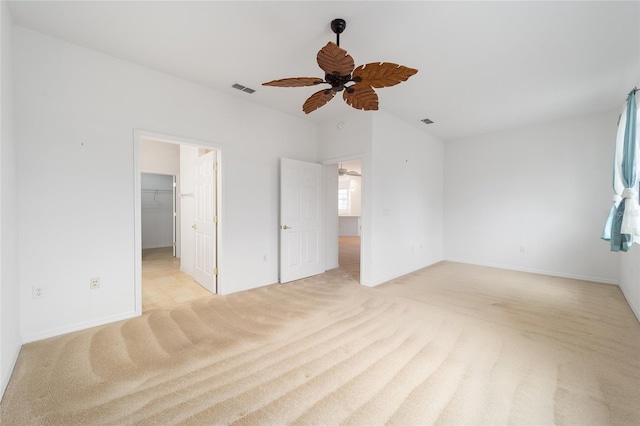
338, 163, 361, 177
263, 18, 418, 114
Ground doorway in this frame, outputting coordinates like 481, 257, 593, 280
140, 172, 211, 311
141, 173, 175, 253
337, 160, 362, 282
134, 131, 221, 315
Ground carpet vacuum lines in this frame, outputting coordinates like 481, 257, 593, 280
1, 262, 640, 425
112, 300, 399, 424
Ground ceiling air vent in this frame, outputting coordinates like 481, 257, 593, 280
232, 83, 256, 94
421, 118, 434, 124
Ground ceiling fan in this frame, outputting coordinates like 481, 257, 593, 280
263, 18, 418, 114
339, 164, 361, 177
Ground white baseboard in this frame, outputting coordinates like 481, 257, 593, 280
619, 284, 640, 323
444, 258, 619, 285
324, 263, 339, 271
142, 244, 173, 249
0, 343, 22, 402
362, 259, 443, 288
21, 310, 140, 344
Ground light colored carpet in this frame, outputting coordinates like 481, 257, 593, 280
339, 236, 360, 283
1, 262, 639, 425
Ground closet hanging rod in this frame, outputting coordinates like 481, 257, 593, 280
141, 189, 173, 193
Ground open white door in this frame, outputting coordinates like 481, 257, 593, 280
193, 150, 217, 292
172, 176, 177, 257
280, 158, 323, 283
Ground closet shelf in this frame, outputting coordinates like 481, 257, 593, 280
142, 189, 173, 193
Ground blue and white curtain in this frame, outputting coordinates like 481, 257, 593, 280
602, 89, 640, 252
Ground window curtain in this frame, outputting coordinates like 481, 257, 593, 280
602, 89, 640, 252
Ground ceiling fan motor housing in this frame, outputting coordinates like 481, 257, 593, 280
326, 73, 353, 92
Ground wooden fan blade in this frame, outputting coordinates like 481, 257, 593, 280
352, 63, 418, 88
317, 42, 355, 77
343, 84, 378, 111
303, 89, 336, 114
262, 77, 325, 87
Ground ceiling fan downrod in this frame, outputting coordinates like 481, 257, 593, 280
331, 18, 346, 46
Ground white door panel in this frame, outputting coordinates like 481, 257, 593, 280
280, 158, 323, 283
172, 176, 177, 257
193, 150, 217, 292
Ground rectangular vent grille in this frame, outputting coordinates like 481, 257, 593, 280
232, 83, 256, 94
421, 118, 434, 124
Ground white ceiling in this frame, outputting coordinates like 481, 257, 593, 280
7, 1, 640, 141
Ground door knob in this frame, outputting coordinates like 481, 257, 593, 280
282, 225, 290, 230
192, 224, 197, 229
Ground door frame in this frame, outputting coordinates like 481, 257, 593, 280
321, 155, 365, 284
279, 158, 324, 283
133, 129, 223, 315
140, 171, 178, 253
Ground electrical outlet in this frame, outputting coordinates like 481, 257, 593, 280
263, 255, 268, 262
32, 286, 44, 299
520, 246, 525, 253
90, 277, 100, 289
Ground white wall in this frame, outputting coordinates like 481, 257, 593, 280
368, 111, 444, 286
444, 110, 620, 283
318, 111, 372, 280
317, 111, 372, 162
338, 175, 361, 217
619, 252, 640, 321
617, 69, 640, 322
15, 27, 317, 342
0, 2, 21, 399
140, 138, 180, 175
323, 164, 339, 270
349, 176, 362, 217
318, 110, 444, 287
140, 138, 181, 256
339, 217, 360, 237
